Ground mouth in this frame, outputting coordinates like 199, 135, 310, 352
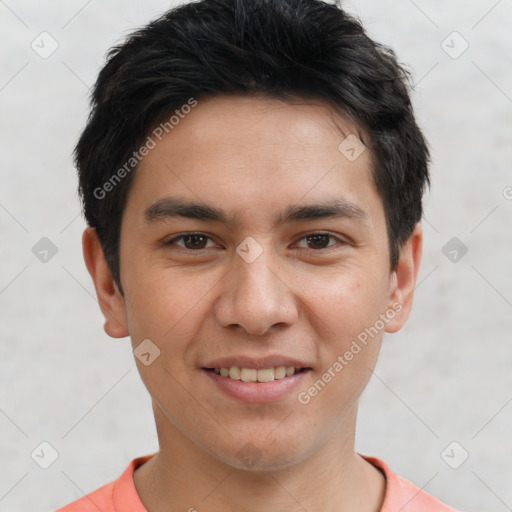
201, 356, 312, 403
201, 362, 312, 403
204, 366, 309, 382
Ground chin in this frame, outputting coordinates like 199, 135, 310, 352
220, 446, 304, 472
207, 428, 313, 473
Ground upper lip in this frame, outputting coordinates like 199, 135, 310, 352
202, 355, 311, 370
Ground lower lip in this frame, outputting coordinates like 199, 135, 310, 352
202, 369, 310, 403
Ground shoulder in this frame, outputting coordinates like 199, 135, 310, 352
54, 455, 155, 512
362, 455, 460, 512
54, 480, 116, 512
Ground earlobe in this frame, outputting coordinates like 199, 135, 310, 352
82, 227, 129, 338
385, 223, 423, 333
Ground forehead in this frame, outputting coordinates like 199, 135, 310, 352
124, 94, 381, 226
153, 94, 365, 165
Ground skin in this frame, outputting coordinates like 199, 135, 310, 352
83, 94, 422, 512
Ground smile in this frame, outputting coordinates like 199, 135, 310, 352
208, 366, 306, 382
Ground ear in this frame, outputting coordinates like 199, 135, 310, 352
82, 227, 129, 338
385, 223, 423, 333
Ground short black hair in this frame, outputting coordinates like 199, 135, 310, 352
75, 0, 430, 293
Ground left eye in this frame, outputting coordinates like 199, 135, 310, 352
166, 232, 344, 251
295, 232, 343, 250
166, 233, 217, 250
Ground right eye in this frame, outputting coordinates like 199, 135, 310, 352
165, 233, 218, 251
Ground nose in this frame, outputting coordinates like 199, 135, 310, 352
214, 250, 299, 336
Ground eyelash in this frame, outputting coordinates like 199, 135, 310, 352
165, 232, 348, 252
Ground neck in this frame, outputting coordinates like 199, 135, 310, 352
133, 404, 386, 512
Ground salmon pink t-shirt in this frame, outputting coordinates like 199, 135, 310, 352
55, 453, 458, 511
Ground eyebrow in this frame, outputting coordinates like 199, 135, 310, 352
144, 197, 368, 226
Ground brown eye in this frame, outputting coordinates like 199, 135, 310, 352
306, 233, 331, 249
295, 232, 343, 250
183, 234, 208, 249
166, 233, 215, 250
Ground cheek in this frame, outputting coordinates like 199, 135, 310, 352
123, 268, 219, 392
123, 262, 205, 339
296, 266, 388, 397
299, 264, 390, 339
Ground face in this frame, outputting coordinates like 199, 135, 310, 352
86, 94, 420, 471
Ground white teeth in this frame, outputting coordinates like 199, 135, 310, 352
213, 366, 303, 382
274, 366, 286, 379
240, 368, 257, 382
229, 366, 241, 380
257, 368, 274, 382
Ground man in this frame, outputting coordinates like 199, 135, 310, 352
57, 0, 458, 510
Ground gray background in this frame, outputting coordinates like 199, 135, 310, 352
1, 1, 511, 511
